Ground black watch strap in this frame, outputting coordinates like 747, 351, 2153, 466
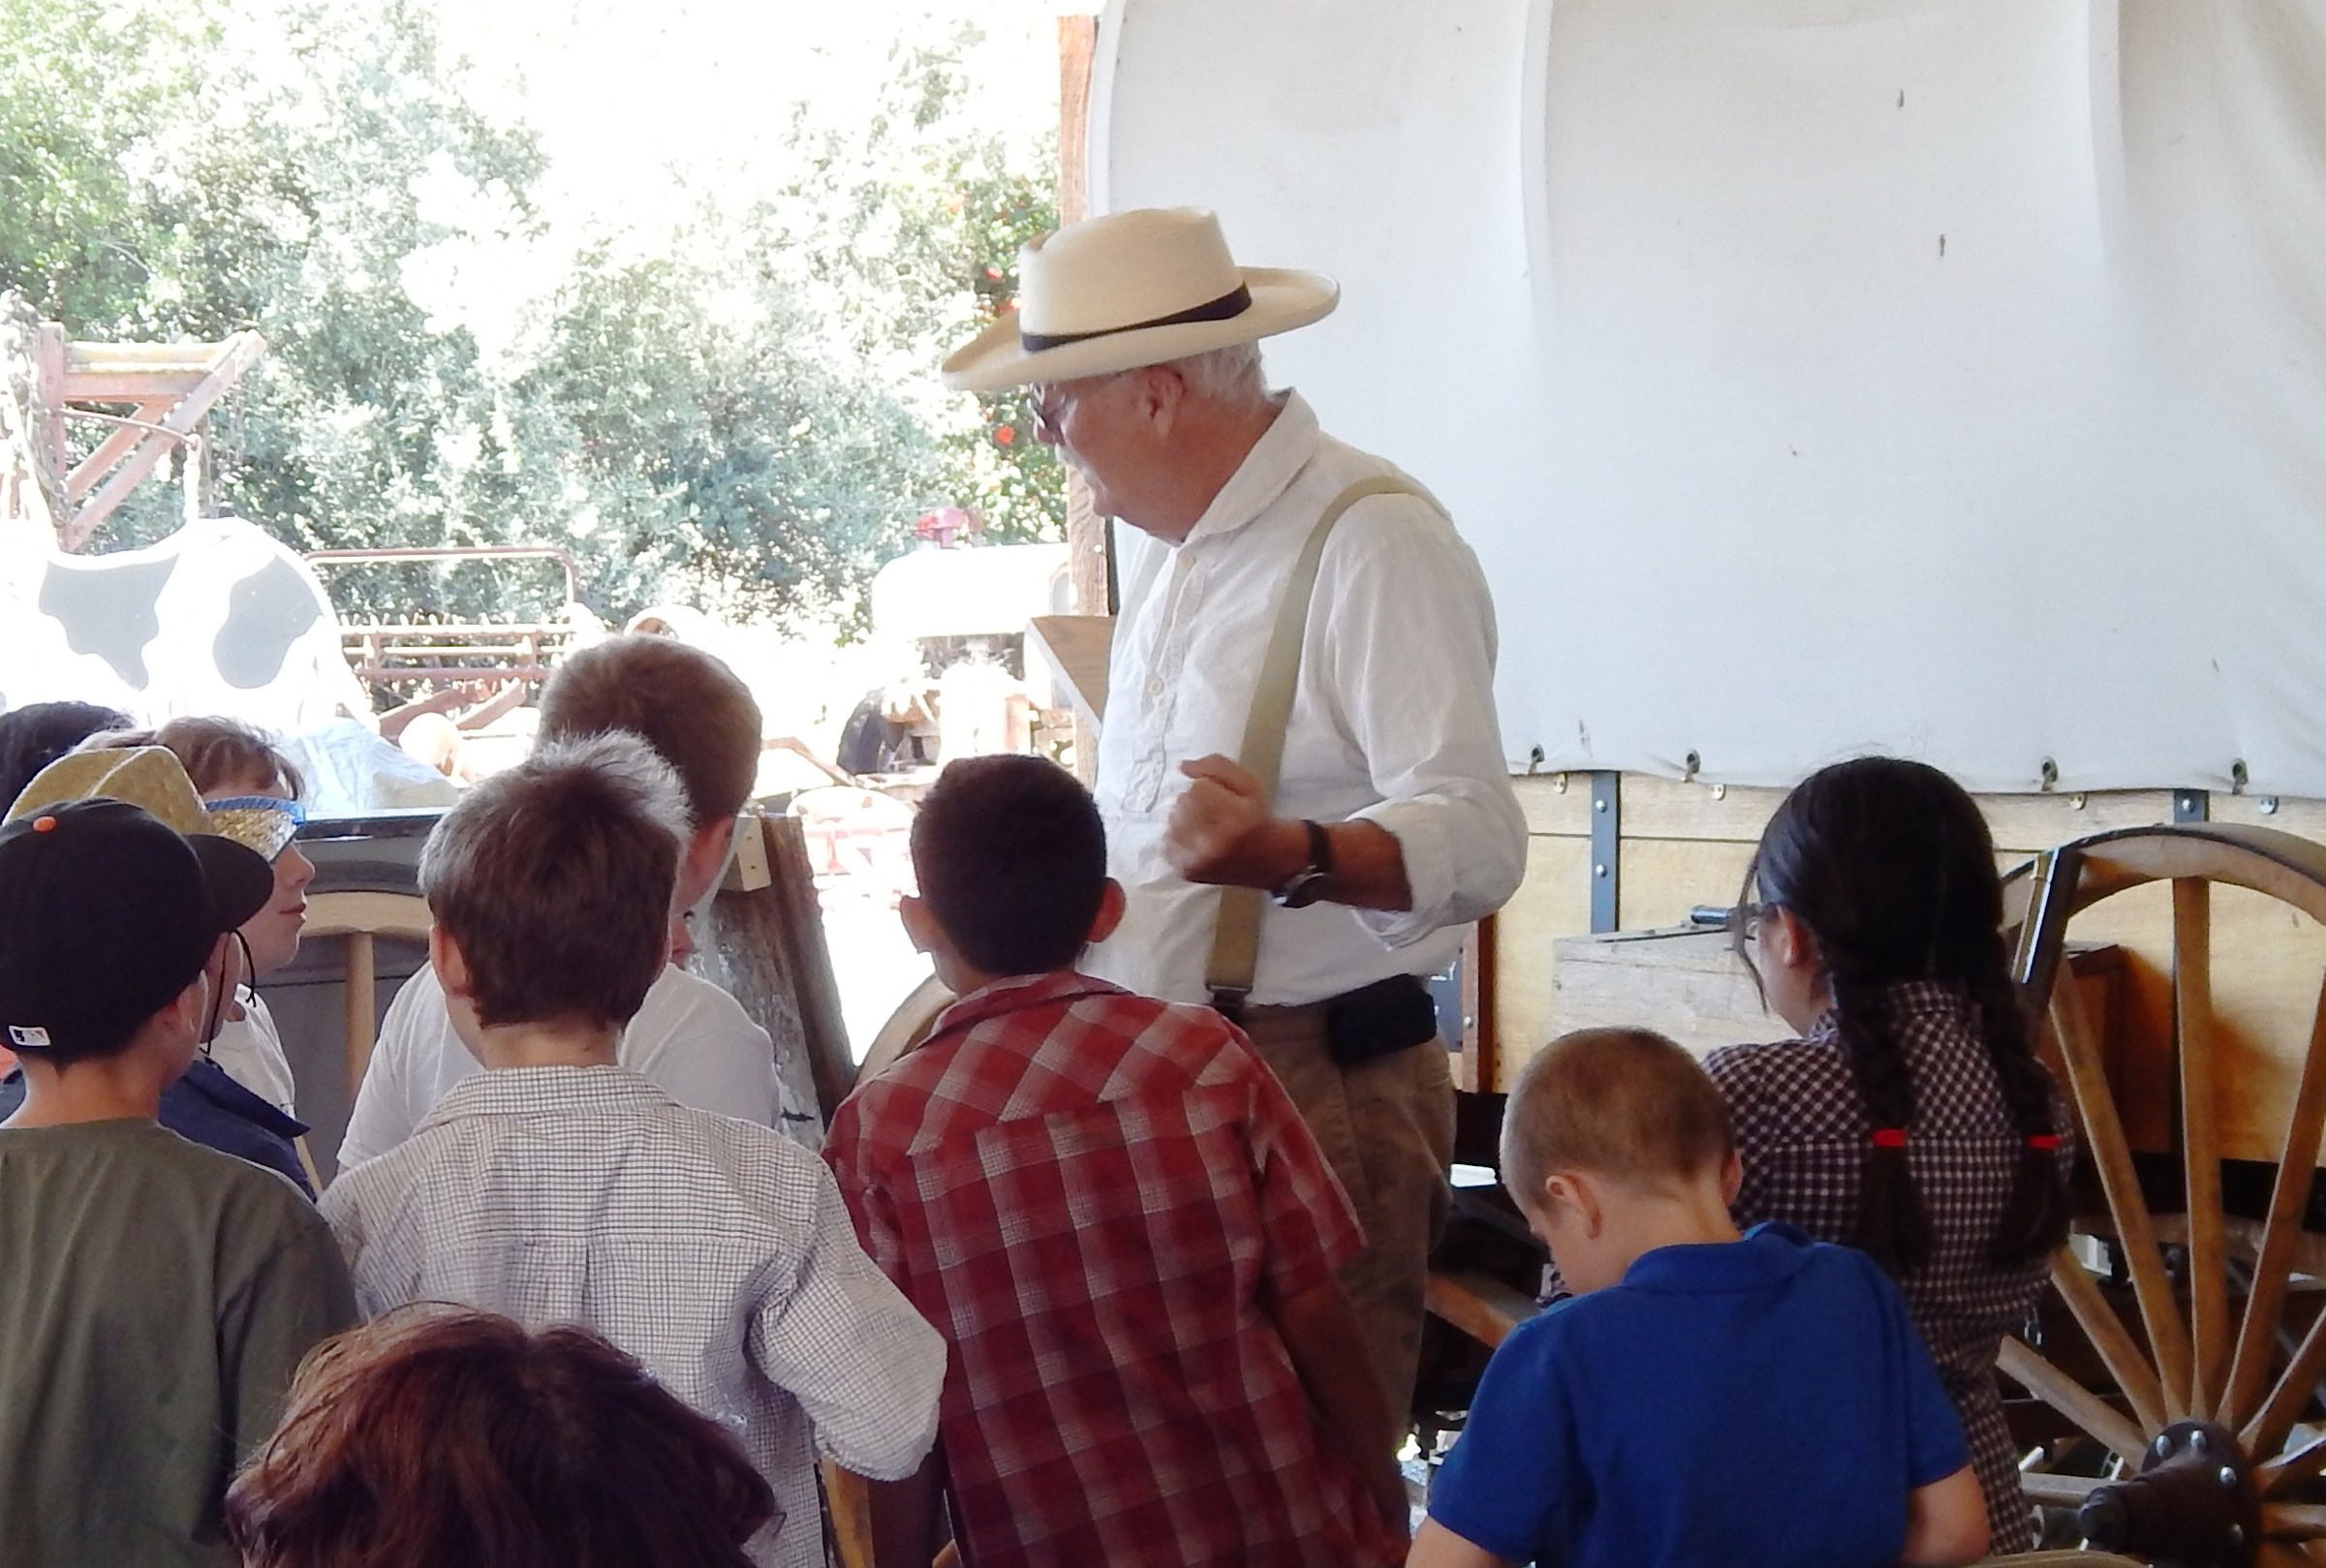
1303, 818, 1333, 876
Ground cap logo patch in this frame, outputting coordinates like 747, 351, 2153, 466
7, 1026, 50, 1048
31, 815, 56, 832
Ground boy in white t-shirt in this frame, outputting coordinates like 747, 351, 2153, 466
340, 634, 791, 1168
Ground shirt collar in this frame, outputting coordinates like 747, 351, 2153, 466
1179, 390, 1321, 548
419, 1063, 674, 1131
1620, 1220, 1815, 1293
927, 970, 1129, 1039
1805, 979, 1974, 1044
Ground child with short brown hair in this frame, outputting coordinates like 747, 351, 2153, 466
340, 633, 788, 1168
1412, 1027, 1988, 1568
321, 734, 943, 1568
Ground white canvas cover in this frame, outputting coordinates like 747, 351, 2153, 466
1092, 0, 2326, 795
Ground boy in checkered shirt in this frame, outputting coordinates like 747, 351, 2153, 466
320, 733, 943, 1568
824, 754, 1408, 1568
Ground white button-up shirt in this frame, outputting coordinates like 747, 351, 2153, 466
337, 963, 789, 1169
1087, 392, 1527, 1008
321, 1065, 945, 1568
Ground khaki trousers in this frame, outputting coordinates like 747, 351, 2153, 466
1240, 1003, 1456, 1425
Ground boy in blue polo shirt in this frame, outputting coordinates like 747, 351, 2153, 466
1413, 1028, 1989, 1568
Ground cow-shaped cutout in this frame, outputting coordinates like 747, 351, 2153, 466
0, 516, 366, 730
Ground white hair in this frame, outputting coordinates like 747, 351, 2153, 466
1165, 341, 1268, 406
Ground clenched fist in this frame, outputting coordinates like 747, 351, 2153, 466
1163, 756, 1308, 889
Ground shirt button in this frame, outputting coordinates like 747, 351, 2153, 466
1147, 677, 1164, 695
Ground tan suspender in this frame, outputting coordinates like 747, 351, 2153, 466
1202, 476, 1435, 1014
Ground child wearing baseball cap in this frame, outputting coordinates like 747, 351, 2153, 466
0, 797, 357, 1568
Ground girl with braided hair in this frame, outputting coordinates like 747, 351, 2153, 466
1706, 755, 2072, 1553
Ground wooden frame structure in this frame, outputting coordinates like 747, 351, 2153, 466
4, 310, 264, 549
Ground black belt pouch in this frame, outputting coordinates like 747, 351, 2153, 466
1324, 973, 1440, 1066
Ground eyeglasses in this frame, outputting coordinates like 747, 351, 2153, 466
1021, 371, 1131, 444
1734, 902, 1773, 940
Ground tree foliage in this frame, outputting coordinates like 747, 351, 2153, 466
0, 3, 1061, 630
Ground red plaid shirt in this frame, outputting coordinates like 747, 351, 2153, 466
824, 971, 1395, 1568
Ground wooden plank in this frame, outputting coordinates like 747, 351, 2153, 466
1453, 917, 1494, 1093
1513, 773, 1592, 836
1616, 837, 1754, 930
55, 371, 207, 401
63, 330, 264, 548
1545, 929, 1786, 1058
1492, 834, 1591, 1087
63, 397, 175, 500
1025, 614, 1110, 730
1425, 1268, 1537, 1349
65, 339, 238, 367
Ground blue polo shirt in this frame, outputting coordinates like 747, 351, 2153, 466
1429, 1222, 1969, 1568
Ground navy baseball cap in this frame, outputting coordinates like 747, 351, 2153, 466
0, 799, 274, 1060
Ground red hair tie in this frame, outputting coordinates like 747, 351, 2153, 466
2026, 1133, 2062, 1152
1870, 1128, 1908, 1150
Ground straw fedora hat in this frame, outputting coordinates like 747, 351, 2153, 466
7, 746, 299, 860
941, 207, 1339, 393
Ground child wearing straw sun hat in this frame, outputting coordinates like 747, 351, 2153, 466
0, 745, 318, 1191
0, 788, 356, 1568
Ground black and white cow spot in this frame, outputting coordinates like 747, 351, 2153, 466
38, 555, 177, 692
216, 556, 324, 691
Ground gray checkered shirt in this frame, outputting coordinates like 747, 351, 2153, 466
1705, 981, 2069, 1553
321, 1064, 945, 1568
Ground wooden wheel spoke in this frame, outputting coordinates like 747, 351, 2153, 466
2174, 877, 2232, 1418
2017, 1470, 2103, 1506
2260, 1545, 2326, 1568
2263, 1428, 2326, 1495
2051, 1246, 2169, 1433
2265, 1503, 2326, 1542
2243, 1297, 2326, 1460
2227, 968, 2326, 1430
1998, 1337, 2149, 1460
2051, 975, 2197, 1418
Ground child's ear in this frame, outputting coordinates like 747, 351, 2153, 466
897, 894, 938, 956
1087, 878, 1128, 946
1720, 1150, 1744, 1207
1541, 1172, 1604, 1239
429, 924, 475, 999
1770, 906, 1819, 975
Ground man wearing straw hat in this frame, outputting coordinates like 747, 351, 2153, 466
942, 207, 1528, 1433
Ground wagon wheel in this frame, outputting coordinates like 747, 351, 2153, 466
2001, 823, 2326, 1567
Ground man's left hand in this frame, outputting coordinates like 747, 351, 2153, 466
1163, 756, 1307, 890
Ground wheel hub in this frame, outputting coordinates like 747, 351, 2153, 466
2077, 1419, 2258, 1568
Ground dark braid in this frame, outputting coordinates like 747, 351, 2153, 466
1827, 971, 1932, 1276
1966, 960, 2071, 1266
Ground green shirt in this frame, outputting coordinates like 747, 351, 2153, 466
0, 1119, 358, 1567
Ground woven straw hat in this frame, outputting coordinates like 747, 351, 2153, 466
941, 207, 1338, 393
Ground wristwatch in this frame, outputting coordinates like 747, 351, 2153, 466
1271, 819, 1335, 908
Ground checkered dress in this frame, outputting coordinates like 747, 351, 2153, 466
1704, 981, 2070, 1553
824, 971, 1401, 1568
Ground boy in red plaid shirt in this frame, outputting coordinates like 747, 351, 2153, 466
825, 755, 1407, 1568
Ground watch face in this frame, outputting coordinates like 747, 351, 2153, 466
1275, 869, 1331, 909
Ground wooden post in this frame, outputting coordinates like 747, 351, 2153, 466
1058, 14, 1108, 779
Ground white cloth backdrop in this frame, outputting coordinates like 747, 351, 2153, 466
1091, 0, 2326, 795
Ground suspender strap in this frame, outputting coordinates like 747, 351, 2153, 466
1204, 476, 1431, 1016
